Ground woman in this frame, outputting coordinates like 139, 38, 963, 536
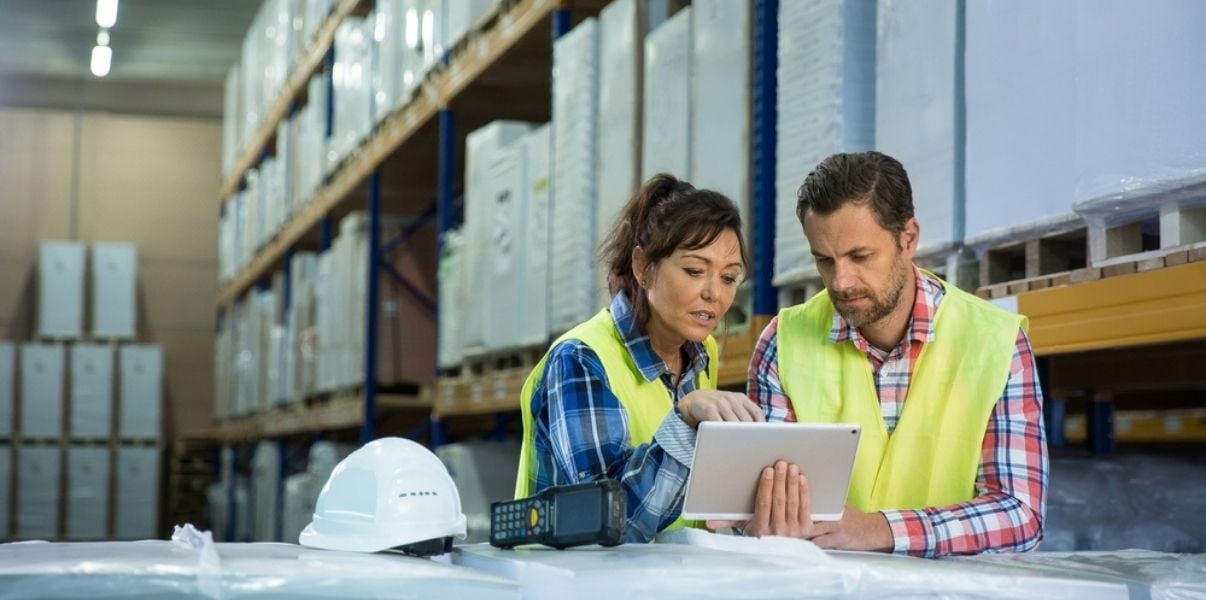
515, 174, 764, 543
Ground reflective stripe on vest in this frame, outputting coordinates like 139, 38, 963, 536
777, 272, 1025, 511
515, 308, 718, 533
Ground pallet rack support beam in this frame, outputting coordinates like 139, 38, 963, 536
553, 5, 571, 39
752, 0, 779, 315
362, 171, 382, 444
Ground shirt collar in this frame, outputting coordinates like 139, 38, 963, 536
829, 266, 942, 350
611, 291, 710, 383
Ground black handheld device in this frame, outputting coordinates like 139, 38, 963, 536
489, 479, 626, 549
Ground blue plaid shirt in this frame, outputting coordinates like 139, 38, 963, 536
527, 292, 709, 542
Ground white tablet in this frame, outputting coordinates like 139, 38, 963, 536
682, 421, 861, 522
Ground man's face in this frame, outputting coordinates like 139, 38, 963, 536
803, 202, 917, 328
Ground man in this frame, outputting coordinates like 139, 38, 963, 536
728, 151, 1047, 557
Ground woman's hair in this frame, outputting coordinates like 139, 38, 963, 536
598, 173, 748, 327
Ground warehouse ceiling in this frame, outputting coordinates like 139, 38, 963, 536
0, 0, 260, 117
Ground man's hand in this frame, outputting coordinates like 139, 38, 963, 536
677, 390, 764, 428
706, 460, 810, 537
706, 460, 895, 553
807, 504, 895, 552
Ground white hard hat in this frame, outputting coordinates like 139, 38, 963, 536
299, 437, 467, 555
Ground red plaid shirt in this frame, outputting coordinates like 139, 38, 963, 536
747, 267, 1047, 557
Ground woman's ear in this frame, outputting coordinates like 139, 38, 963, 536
631, 246, 648, 286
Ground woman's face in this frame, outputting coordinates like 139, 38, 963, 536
639, 229, 744, 344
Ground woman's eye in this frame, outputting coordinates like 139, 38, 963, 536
722, 275, 738, 285
685, 268, 703, 277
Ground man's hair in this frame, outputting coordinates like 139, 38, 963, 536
795, 151, 914, 237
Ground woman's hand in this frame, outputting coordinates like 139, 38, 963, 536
678, 390, 765, 428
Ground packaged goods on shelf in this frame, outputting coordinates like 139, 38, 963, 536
69, 345, 113, 438
641, 6, 691, 181
876, 0, 959, 255
251, 442, 281, 542
214, 320, 233, 420
436, 441, 521, 543
550, 19, 600, 334
595, 0, 647, 309
39, 242, 85, 339
287, 252, 320, 402
517, 124, 553, 348
303, 0, 335, 47
462, 121, 535, 355
90, 242, 137, 339
444, 0, 494, 52
222, 65, 241, 177
437, 229, 465, 369
966, 1, 1206, 241
114, 446, 159, 540
0, 444, 8, 539
65, 446, 109, 540
118, 345, 163, 440
16, 445, 60, 540
691, 0, 752, 230
329, 17, 375, 173
20, 344, 64, 438
0, 343, 13, 436
774, 0, 876, 286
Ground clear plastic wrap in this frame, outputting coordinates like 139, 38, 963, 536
1043, 453, 1206, 554
0, 534, 518, 599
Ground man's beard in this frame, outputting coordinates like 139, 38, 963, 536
829, 258, 910, 328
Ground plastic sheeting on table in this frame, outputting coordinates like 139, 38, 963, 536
453, 528, 1206, 599
0, 540, 518, 599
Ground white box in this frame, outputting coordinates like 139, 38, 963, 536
70, 345, 113, 438
691, 0, 752, 229
222, 64, 242, 178
329, 18, 375, 171
596, 0, 646, 309
437, 230, 466, 369
114, 446, 160, 540
118, 345, 162, 439
17, 445, 60, 540
463, 121, 535, 355
550, 19, 600, 334
0, 444, 10, 539
0, 343, 13, 436
774, 0, 876, 286
517, 125, 552, 348
642, 7, 692, 181
38, 242, 85, 338
966, 1, 1206, 239
877, 0, 958, 254
66, 446, 110, 540
484, 143, 526, 352
20, 344, 64, 438
444, 0, 493, 50
251, 441, 281, 542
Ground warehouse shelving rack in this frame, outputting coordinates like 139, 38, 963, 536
212, 0, 1204, 474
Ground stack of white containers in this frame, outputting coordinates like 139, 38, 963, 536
594, 0, 646, 309
252, 442, 281, 542
517, 125, 553, 348
3, 242, 161, 541
774, 0, 876, 286
281, 441, 353, 543
437, 230, 466, 369
966, 0, 1206, 258
690, 0, 752, 230
641, 7, 692, 182
461, 121, 535, 356
444, 0, 494, 52
329, 18, 375, 174
550, 19, 600, 335
876, 0, 959, 257
207, 446, 253, 542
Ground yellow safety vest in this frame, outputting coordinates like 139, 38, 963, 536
777, 272, 1025, 511
515, 308, 717, 533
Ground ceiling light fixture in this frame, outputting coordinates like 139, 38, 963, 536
96, 0, 119, 29
97, 30, 110, 46
91, 45, 112, 77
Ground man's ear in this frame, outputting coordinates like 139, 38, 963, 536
900, 217, 920, 255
